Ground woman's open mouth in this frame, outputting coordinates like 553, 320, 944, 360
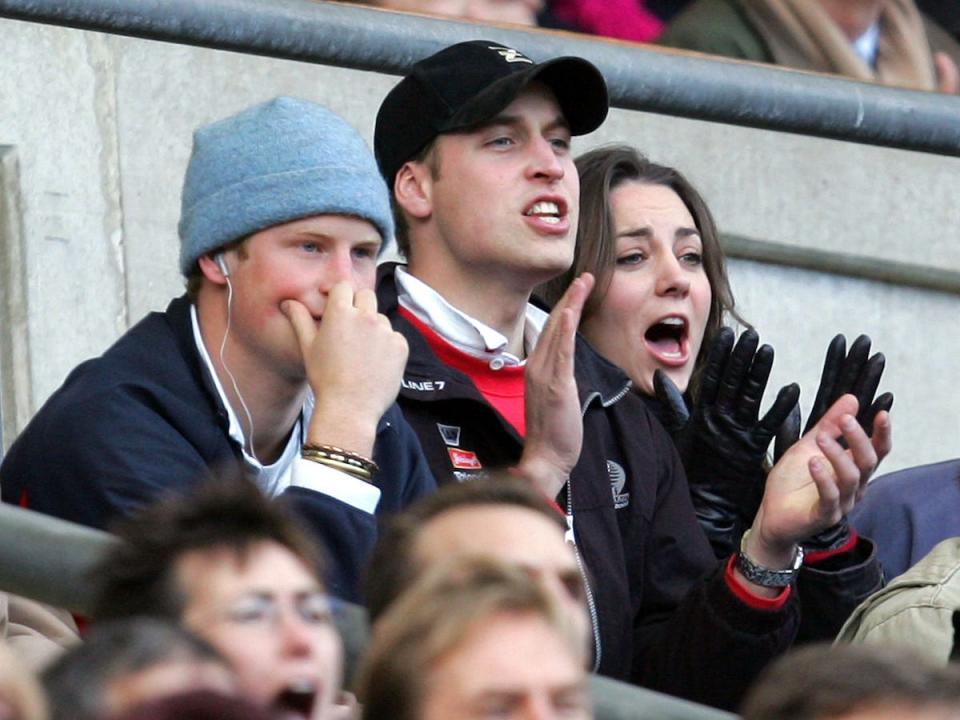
643, 316, 690, 367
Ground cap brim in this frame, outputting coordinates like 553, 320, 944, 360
441, 56, 608, 137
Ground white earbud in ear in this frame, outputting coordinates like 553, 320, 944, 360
216, 253, 230, 278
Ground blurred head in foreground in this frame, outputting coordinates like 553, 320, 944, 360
741, 643, 960, 720
92, 478, 343, 720
43, 618, 235, 720
0, 640, 47, 720
364, 476, 590, 650
358, 556, 591, 720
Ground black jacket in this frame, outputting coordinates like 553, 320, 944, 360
0, 295, 436, 601
378, 265, 798, 710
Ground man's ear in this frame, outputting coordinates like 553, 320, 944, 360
196, 253, 229, 285
394, 160, 434, 221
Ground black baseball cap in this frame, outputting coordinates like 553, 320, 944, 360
374, 40, 609, 187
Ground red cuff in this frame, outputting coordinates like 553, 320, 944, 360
74, 614, 90, 637
804, 528, 859, 564
725, 555, 792, 611
507, 466, 565, 517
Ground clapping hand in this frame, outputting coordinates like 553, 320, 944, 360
773, 334, 893, 553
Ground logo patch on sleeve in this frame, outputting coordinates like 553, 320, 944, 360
437, 423, 461, 447
448, 448, 483, 470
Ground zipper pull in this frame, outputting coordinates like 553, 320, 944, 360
564, 513, 576, 546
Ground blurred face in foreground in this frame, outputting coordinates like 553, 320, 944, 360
834, 704, 960, 720
0, 642, 47, 720
415, 505, 590, 648
104, 658, 237, 718
419, 610, 590, 720
374, 0, 543, 26
178, 541, 343, 720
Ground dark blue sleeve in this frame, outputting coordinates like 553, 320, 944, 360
1, 384, 230, 530
281, 486, 378, 604
284, 404, 436, 603
372, 403, 438, 513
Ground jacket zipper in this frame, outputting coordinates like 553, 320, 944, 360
565, 379, 632, 673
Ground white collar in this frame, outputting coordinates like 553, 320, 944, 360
853, 21, 881, 67
190, 304, 311, 487
394, 266, 548, 367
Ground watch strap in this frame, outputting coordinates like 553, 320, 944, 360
736, 529, 804, 588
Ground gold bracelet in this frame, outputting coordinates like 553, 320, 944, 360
301, 448, 376, 477
301, 443, 379, 475
301, 453, 373, 483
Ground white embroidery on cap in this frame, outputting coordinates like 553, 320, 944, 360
488, 46, 533, 64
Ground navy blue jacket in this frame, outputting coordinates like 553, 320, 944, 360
0, 295, 436, 600
851, 459, 960, 581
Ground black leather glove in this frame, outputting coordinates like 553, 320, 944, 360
655, 327, 799, 559
773, 334, 894, 554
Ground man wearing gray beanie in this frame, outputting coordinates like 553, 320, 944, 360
1, 96, 436, 602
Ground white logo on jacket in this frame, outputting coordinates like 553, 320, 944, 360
608, 460, 629, 509
437, 423, 461, 447
401, 378, 446, 392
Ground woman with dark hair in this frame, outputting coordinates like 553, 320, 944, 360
539, 145, 892, 642
542, 145, 738, 398
540, 145, 892, 570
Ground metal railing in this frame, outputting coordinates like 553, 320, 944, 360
0, 0, 958, 157
721, 234, 960, 296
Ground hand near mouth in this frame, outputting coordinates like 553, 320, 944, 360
282, 283, 409, 461
654, 327, 799, 559
513, 273, 594, 500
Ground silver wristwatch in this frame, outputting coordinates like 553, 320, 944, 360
736, 529, 804, 588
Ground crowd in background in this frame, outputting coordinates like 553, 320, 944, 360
350, 0, 960, 93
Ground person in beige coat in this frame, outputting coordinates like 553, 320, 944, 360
837, 537, 960, 665
660, 0, 960, 94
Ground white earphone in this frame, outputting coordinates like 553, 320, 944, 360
212, 249, 259, 463
216, 252, 230, 278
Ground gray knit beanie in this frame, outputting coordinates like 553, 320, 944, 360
178, 96, 394, 275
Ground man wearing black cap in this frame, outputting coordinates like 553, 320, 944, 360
373, 40, 881, 710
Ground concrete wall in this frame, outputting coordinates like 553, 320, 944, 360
1, 18, 958, 472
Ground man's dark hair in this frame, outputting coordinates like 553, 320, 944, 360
91, 475, 323, 622
363, 475, 564, 622
741, 643, 960, 720
43, 618, 227, 720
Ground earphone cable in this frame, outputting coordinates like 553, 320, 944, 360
219, 276, 260, 465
